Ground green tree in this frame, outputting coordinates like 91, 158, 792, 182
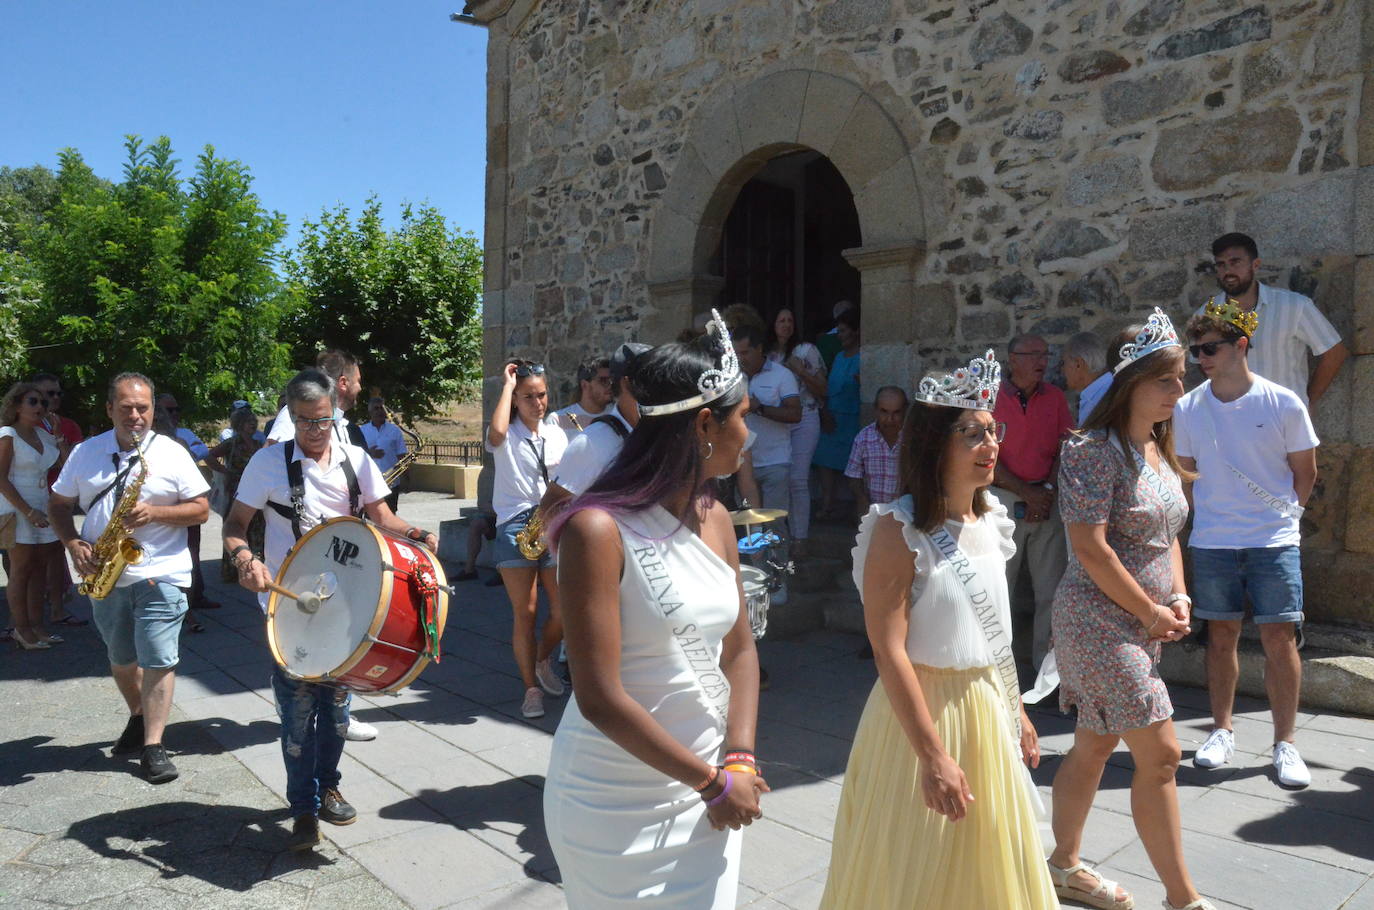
283, 197, 482, 423
22, 136, 294, 427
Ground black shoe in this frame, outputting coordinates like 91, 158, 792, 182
318, 787, 357, 825
140, 743, 179, 784
288, 814, 321, 851
112, 714, 145, 756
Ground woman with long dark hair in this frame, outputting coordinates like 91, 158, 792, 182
1043, 310, 1215, 910
544, 313, 767, 909
820, 352, 1055, 909
487, 359, 569, 719
767, 307, 826, 553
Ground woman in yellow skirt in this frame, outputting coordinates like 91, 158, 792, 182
820, 352, 1057, 910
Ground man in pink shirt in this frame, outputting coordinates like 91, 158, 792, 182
991, 334, 1073, 669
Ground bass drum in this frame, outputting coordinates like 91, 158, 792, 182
267, 516, 449, 694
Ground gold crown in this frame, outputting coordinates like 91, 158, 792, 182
1205, 298, 1258, 337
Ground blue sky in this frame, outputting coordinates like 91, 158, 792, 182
2, 1, 489, 247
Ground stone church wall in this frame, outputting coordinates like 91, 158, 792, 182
469, 0, 1374, 626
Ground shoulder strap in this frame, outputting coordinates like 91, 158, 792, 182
339, 449, 361, 516
265, 440, 308, 540
592, 414, 630, 439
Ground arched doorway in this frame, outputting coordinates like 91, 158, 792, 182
714, 150, 862, 340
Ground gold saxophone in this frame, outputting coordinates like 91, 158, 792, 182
79, 434, 149, 599
383, 412, 425, 488
515, 507, 547, 559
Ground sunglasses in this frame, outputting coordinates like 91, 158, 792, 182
516, 362, 546, 378
1187, 339, 1236, 360
952, 422, 1006, 447
23, 396, 48, 407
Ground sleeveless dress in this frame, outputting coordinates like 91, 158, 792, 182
545, 505, 743, 909
1, 426, 59, 545
820, 495, 1057, 910
1052, 432, 1187, 734
813, 349, 860, 470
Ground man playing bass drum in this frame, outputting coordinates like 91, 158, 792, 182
222, 368, 437, 852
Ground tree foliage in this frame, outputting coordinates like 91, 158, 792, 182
21, 137, 294, 427
283, 197, 482, 423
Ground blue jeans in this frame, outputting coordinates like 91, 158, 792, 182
1190, 545, 1304, 624
91, 579, 188, 668
271, 665, 351, 818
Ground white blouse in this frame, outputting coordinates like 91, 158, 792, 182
851, 494, 1017, 670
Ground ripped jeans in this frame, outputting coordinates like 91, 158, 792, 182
270, 665, 351, 818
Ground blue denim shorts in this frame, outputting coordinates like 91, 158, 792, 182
1189, 546, 1303, 625
493, 508, 555, 571
91, 579, 189, 668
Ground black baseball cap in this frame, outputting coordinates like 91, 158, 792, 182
610, 342, 653, 381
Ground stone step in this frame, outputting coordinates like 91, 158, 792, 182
1160, 639, 1374, 717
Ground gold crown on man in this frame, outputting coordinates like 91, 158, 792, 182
1205, 298, 1259, 337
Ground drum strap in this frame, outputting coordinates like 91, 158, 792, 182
267, 441, 363, 540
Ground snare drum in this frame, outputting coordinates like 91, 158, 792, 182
740, 564, 769, 640
267, 517, 449, 694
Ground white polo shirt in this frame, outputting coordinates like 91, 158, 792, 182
267, 405, 354, 444
1204, 283, 1342, 405
233, 439, 390, 610
744, 360, 800, 469
359, 420, 408, 475
485, 416, 567, 525
556, 402, 618, 438
554, 414, 631, 495
1174, 374, 1319, 549
52, 431, 210, 589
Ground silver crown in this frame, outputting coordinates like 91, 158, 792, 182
916, 349, 1001, 411
637, 309, 744, 416
1114, 307, 1180, 374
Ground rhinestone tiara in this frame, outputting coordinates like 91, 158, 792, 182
637, 308, 744, 416
916, 349, 1001, 412
1205, 297, 1259, 337
1114, 307, 1181, 374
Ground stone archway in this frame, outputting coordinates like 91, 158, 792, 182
645, 68, 931, 388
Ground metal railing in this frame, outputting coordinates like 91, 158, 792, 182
415, 441, 484, 465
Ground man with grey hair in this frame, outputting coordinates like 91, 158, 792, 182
223, 367, 437, 851
1062, 331, 1111, 425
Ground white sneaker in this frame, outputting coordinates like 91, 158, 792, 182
1193, 728, 1234, 769
345, 718, 378, 741
535, 657, 566, 697
521, 686, 545, 719
1273, 741, 1311, 788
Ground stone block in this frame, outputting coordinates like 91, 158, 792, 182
1002, 110, 1064, 142
1058, 267, 1128, 314
1127, 203, 1224, 260
851, 158, 925, 246
1241, 38, 1304, 102
1236, 172, 1357, 257
1152, 109, 1302, 191
1355, 257, 1374, 355
1057, 49, 1131, 84
1035, 218, 1113, 266
736, 70, 809, 156
830, 95, 910, 194
1137, 267, 1190, 302
1124, 0, 1182, 37
1345, 447, 1374, 553
1102, 69, 1195, 127
1150, 6, 1271, 61
1352, 356, 1374, 447
1310, 0, 1364, 80
1356, 166, 1374, 258
1063, 154, 1144, 207
798, 73, 862, 157
968, 12, 1033, 65
913, 282, 957, 340
961, 306, 1013, 343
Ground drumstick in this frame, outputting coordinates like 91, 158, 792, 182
267, 580, 324, 613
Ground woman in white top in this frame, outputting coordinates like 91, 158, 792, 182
0, 382, 67, 649
486, 360, 569, 719
544, 317, 767, 909
766, 308, 826, 551
820, 352, 1055, 909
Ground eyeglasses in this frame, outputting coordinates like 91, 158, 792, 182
1187, 339, 1236, 360
516, 363, 546, 378
951, 422, 1006, 447
23, 396, 48, 408
293, 415, 337, 432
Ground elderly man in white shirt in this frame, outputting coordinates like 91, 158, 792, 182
222, 367, 436, 851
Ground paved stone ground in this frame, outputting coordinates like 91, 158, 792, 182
3, 492, 1374, 908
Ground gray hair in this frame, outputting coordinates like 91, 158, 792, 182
285, 368, 336, 411
1063, 331, 1107, 374
108, 372, 155, 404
1007, 333, 1045, 355
874, 385, 909, 407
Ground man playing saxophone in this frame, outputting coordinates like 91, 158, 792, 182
361, 396, 409, 512
49, 372, 210, 785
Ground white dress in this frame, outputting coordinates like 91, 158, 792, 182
545, 505, 743, 909
0, 426, 59, 544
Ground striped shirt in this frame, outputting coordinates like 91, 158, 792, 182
1204, 283, 1342, 406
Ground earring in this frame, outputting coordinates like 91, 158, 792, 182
701, 441, 714, 460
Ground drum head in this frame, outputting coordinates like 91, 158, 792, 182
270, 517, 386, 679
739, 564, 768, 594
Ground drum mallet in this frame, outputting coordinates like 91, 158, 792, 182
267, 581, 324, 614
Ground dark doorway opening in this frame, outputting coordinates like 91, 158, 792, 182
715, 151, 862, 343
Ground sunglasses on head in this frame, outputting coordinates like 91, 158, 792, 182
1187, 339, 1236, 360
515, 362, 546, 378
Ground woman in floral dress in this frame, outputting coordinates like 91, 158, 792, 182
207, 408, 265, 582
1044, 311, 1217, 910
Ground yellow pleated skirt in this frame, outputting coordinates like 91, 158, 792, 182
819, 663, 1057, 910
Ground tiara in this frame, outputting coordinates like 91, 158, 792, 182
1205, 298, 1258, 337
637, 309, 744, 416
916, 349, 1001, 411
1114, 307, 1180, 374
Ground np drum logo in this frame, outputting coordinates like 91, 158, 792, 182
329, 536, 362, 568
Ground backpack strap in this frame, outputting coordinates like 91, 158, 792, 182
592, 414, 630, 439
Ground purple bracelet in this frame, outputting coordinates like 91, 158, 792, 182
705, 769, 733, 807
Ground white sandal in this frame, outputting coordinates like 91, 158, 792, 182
1163, 900, 1218, 910
1047, 860, 1134, 909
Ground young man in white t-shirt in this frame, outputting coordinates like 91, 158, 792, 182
1174, 303, 1319, 789
555, 356, 615, 437
545, 343, 649, 501
732, 325, 801, 519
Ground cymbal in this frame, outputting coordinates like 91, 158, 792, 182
729, 507, 788, 526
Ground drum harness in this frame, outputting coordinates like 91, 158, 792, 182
267, 441, 443, 663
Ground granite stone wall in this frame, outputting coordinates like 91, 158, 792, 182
469, 0, 1374, 626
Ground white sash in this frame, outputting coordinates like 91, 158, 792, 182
1193, 391, 1304, 521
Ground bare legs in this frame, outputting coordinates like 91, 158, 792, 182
1050, 719, 1199, 908
1205, 618, 1300, 742
44, 543, 73, 621
7, 543, 52, 644
110, 662, 176, 745
500, 565, 563, 689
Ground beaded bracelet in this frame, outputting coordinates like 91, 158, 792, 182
691, 765, 720, 794
705, 769, 734, 807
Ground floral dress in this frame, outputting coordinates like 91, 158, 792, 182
217, 436, 266, 582
1052, 431, 1188, 735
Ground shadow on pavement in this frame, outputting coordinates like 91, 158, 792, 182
1233, 767, 1374, 864
0, 735, 109, 786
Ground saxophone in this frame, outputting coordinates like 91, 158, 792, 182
515, 508, 547, 559
78, 434, 150, 599
383, 414, 425, 488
